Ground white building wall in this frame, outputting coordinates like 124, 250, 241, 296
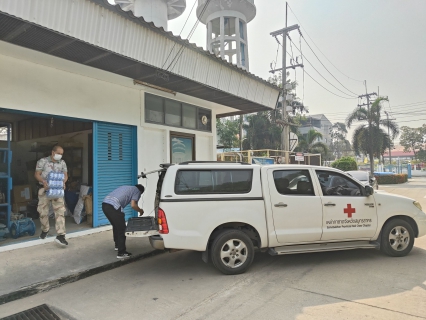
0, 42, 219, 215
0, 0, 279, 110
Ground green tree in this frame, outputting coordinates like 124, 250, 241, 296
399, 125, 426, 159
330, 122, 352, 159
216, 118, 239, 150
296, 129, 329, 155
346, 97, 399, 173
242, 112, 282, 150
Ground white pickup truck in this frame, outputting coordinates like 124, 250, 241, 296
126, 162, 426, 275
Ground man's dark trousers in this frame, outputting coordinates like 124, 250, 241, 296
102, 203, 127, 254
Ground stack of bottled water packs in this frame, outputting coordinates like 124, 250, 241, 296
46, 171, 65, 198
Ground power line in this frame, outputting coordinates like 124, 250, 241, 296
390, 100, 426, 108
301, 65, 359, 100
287, 3, 364, 83
161, 0, 197, 69
166, 0, 212, 72
300, 33, 359, 96
286, 38, 358, 98
397, 118, 426, 124
388, 102, 426, 110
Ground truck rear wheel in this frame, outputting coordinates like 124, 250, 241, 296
211, 229, 254, 275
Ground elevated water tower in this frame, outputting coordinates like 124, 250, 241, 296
114, 0, 186, 31
196, 0, 256, 70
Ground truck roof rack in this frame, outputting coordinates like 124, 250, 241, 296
179, 161, 251, 165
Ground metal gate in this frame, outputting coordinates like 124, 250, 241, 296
93, 122, 137, 227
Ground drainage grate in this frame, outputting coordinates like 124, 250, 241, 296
0, 304, 60, 320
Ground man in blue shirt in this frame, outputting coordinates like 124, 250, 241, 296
102, 185, 145, 258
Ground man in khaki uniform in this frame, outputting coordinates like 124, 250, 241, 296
34, 145, 69, 246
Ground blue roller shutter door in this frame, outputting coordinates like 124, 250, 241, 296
93, 122, 137, 227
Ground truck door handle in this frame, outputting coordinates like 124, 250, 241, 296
324, 202, 336, 207
274, 202, 288, 208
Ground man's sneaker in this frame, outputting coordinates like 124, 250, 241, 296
115, 246, 118, 251
39, 231, 49, 239
117, 251, 132, 259
55, 235, 68, 246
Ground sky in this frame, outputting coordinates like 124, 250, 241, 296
109, 0, 426, 141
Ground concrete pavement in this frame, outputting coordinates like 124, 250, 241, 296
0, 230, 159, 304
0, 237, 425, 319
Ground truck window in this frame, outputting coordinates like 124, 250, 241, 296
316, 170, 363, 196
175, 170, 253, 194
273, 170, 315, 196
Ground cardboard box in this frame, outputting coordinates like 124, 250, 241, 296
83, 194, 93, 215
87, 214, 93, 226
12, 185, 32, 202
12, 201, 29, 213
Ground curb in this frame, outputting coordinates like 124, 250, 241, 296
0, 249, 164, 305
0, 226, 113, 253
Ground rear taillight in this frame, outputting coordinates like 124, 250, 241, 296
157, 208, 169, 234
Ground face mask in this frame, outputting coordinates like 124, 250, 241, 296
53, 154, 62, 161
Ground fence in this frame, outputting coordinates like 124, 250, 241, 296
217, 149, 321, 165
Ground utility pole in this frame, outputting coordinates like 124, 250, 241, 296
384, 111, 396, 169
358, 83, 377, 176
270, 2, 300, 164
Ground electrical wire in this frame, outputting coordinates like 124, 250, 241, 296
287, 38, 358, 98
161, 0, 198, 69
287, 3, 364, 83
300, 33, 359, 96
390, 100, 426, 108
166, 0, 212, 72
397, 118, 426, 123
301, 63, 359, 100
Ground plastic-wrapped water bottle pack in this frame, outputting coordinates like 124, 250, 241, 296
46, 171, 65, 198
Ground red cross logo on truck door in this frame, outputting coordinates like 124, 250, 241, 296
344, 204, 355, 218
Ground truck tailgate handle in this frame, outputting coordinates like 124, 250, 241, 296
274, 202, 288, 208
324, 202, 336, 207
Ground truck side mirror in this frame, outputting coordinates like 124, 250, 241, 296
365, 185, 374, 196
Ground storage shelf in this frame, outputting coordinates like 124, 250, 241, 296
0, 204, 9, 207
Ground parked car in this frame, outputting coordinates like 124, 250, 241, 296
127, 162, 426, 275
346, 170, 378, 190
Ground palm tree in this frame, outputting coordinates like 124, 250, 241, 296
297, 129, 329, 155
346, 97, 399, 174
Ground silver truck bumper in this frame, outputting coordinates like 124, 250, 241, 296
149, 235, 165, 250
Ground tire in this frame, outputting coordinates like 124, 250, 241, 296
380, 219, 414, 257
210, 229, 254, 275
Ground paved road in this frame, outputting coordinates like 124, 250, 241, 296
1, 180, 425, 320
380, 177, 426, 209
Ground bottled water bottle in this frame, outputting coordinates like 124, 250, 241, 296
46, 170, 65, 198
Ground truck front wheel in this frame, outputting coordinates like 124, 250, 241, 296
211, 229, 254, 275
380, 218, 415, 257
